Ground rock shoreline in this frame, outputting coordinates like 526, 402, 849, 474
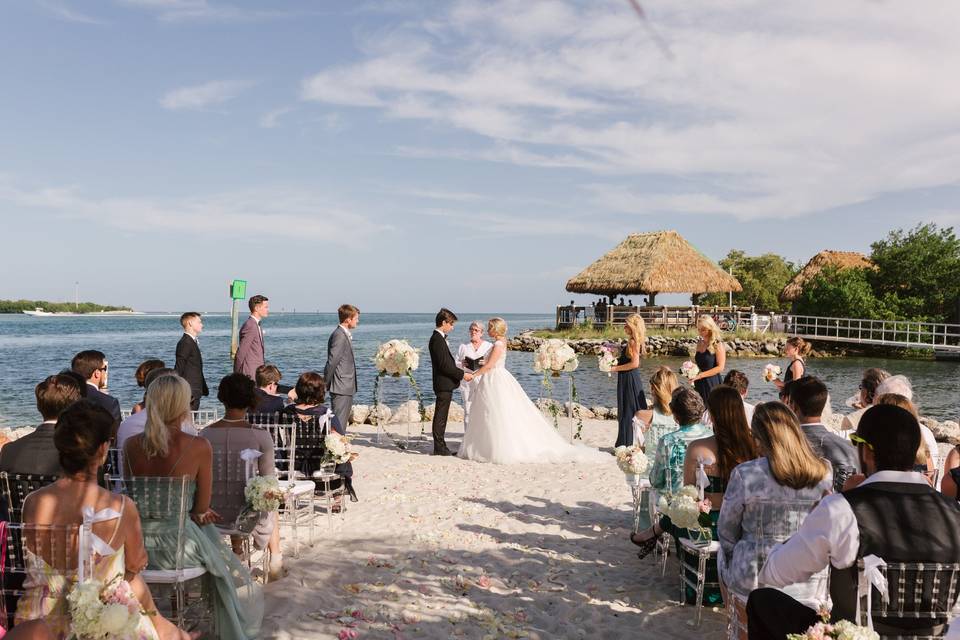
508, 330, 793, 358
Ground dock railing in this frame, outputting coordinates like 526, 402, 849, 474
784, 315, 960, 351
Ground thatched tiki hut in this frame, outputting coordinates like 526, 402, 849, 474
565, 230, 742, 307
779, 250, 874, 305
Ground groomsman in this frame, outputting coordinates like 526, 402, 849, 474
324, 304, 359, 431
174, 312, 208, 411
235, 294, 269, 379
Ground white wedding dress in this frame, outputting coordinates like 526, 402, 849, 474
459, 340, 610, 464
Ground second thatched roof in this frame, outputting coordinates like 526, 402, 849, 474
779, 250, 874, 302
565, 230, 742, 296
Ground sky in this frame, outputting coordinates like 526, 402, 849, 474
1, 0, 958, 313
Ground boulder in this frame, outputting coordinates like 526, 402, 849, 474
389, 400, 422, 424
350, 404, 370, 425
367, 404, 392, 425
607, 406, 618, 420
535, 398, 562, 416
921, 417, 960, 445
564, 402, 595, 419
423, 401, 465, 422
590, 406, 610, 420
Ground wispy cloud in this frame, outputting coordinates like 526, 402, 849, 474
116, 0, 311, 23
38, 0, 104, 24
300, 0, 960, 221
0, 176, 389, 247
160, 79, 253, 111
259, 106, 294, 129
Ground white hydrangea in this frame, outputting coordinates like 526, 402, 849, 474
533, 339, 578, 374
374, 339, 420, 376
614, 445, 649, 475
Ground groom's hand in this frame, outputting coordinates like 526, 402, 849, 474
463, 372, 475, 381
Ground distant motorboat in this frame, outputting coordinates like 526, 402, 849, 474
22, 308, 61, 316
22, 307, 143, 317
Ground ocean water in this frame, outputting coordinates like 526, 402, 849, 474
0, 312, 957, 427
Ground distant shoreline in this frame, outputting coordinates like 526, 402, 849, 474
0, 299, 133, 314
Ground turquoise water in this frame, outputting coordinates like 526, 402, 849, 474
0, 313, 957, 426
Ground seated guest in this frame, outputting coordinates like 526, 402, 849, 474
0, 374, 83, 476
786, 376, 858, 492
633, 366, 680, 451
202, 373, 283, 580
749, 405, 960, 638
281, 372, 357, 506
874, 374, 941, 474
70, 350, 121, 427
132, 359, 165, 414
840, 367, 890, 432
703, 370, 755, 427
717, 401, 831, 607
943, 442, 960, 501
874, 392, 937, 485
253, 364, 286, 415
124, 375, 262, 640
57, 369, 88, 397
629, 387, 710, 557
16, 401, 192, 640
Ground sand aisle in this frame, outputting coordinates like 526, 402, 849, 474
262, 419, 726, 639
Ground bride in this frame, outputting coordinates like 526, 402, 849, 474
459, 317, 610, 464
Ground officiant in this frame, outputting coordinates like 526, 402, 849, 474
457, 321, 493, 429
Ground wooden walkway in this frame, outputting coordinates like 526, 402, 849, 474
783, 315, 960, 353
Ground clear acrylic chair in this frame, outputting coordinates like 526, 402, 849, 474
266, 416, 322, 557
0, 473, 59, 522
111, 475, 208, 630
190, 409, 220, 429
856, 558, 960, 639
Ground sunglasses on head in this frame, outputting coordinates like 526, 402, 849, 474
848, 433, 873, 450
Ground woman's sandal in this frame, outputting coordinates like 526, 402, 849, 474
629, 531, 661, 560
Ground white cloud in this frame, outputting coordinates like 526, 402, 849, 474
0, 176, 389, 247
300, 0, 960, 220
160, 79, 253, 111
115, 0, 301, 23
259, 106, 294, 129
38, 1, 105, 24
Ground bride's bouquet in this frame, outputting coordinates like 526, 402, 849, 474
374, 339, 420, 377
679, 360, 700, 382
598, 344, 619, 377
68, 574, 147, 639
533, 339, 579, 375
614, 445, 648, 477
763, 363, 782, 382
244, 475, 284, 512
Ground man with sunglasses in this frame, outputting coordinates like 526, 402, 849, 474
70, 349, 121, 427
747, 404, 960, 639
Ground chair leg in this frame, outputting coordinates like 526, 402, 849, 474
695, 551, 707, 627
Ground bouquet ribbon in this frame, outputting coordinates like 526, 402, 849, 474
240, 449, 263, 481
856, 554, 889, 631
79, 506, 123, 581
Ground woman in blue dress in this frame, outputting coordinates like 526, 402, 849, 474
772, 337, 811, 391
610, 314, 648, 447
692, 315, 726, 403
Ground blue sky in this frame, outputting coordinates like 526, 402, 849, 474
1, 0, 958, 313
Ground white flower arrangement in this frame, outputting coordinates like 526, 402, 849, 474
659, 484, 712, 536
787, 617, 879, 640
598, 344, 619, 377
614, 445, 649, 476
764, 363, 782, 382
533, 339, 579, 374
679, 360, 700, 382
324, 433, 352, 464
244, 475, 283, 512
374, 339, 420, 377
68, 576, 145, 639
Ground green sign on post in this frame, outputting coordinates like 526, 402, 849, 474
230, 279, 247, 300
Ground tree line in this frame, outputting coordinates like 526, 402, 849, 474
0, 299, 132, 314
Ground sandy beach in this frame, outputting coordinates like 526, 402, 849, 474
261, 418, 726, 639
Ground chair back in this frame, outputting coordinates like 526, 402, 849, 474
0, 473, 59, 523
263, 413, 331, 479
111, 476, 190, 574
856, 559, 960, 637
190, 409, 220, 428
752, 497, 822, 573
209, 440, 254, 522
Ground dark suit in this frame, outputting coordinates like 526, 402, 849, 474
85, 383, 121, 427
0, 422, 61, 476
323, 326, 357, 431
234, 316, 265, 380
429, 330, 464, 453
175, 333, 208, 411
253, 388, 286, 415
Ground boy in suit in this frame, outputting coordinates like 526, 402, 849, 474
174, 312, 208, 411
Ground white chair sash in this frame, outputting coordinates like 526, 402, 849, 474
695, 456, 711, 501
632, 417, 645, 447
239, 448, 263, 481
856, 554, 890, 631
78, 506, 122, 581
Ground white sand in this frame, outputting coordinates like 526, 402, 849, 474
262, 419, 726, 639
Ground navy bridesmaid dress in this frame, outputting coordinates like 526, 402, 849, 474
615, 351, 647, 447
694, 348, 722, 403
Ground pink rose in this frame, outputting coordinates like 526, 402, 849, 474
699, 498, 712, 513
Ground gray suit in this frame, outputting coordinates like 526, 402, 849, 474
234, 316, 265, 380
324, 325, 357, 430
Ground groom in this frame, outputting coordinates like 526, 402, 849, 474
429, 308, 473, 456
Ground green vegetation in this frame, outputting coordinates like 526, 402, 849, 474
701, 250, 798, 312
533, 326, 786, 342
0, 299, 132, 314
796, 223, 960, 322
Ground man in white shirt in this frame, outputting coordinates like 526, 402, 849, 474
749, 405, 960, 638
701, 369, 754, 426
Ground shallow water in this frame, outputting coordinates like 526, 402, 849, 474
0, 313, 957, 426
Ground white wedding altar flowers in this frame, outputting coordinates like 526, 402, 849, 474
245, 475, 284, 513
763, 363, 782, 382
68, 575, 146, 639
533, 339, 579, 375
374, 339, 420, 377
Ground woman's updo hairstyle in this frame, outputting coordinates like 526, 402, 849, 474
54, 400, 113, 475
488, 317, 507, 339
786, 337, 812, 357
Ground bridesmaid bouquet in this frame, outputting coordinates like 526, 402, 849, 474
786, 616, 878, 640
68, 575, 145, 639
533, 339, 579, 374
679, 360, 700, 382
598, 344, 619, 376
614, 445, 649, 476
324, 433, 353, 464
244, 475, 284, 512
763, 363, 782, 382
374, 339, 420, 377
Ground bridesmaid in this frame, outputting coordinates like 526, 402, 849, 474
610, 314, 648, 447
692, 315, 726, 403
773, 337, 811, 391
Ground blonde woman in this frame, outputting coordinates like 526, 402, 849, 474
609, 314, 648, 447
634, 366, 679, 451
693, 315, 726, 403
458, 318, 609, 464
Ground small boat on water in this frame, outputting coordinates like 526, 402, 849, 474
22, 307, 143, 317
